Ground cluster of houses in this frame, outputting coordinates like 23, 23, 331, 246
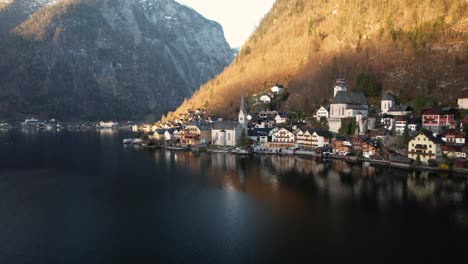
138, 80, 468, 169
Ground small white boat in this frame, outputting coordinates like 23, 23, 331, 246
123, 139, 134, 144
132, 138, 143, 145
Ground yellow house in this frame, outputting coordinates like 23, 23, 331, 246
458, 92, 468, 110
408, 130, 443, 164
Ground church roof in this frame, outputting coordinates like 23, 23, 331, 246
332, 91, 368, 105
213, 121, 239, 130
382, 92, 396, 101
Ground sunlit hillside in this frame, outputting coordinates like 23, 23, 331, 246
161, 0, 467, 122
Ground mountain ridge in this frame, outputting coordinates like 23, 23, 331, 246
0, 0, 233, 120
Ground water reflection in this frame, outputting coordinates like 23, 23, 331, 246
153, 151, 468, 225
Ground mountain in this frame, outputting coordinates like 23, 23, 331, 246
162, 0, 467, 121
0, 0, 233, 120
0, 0, 60, 36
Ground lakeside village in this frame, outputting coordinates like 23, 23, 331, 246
129, 79, 468, 173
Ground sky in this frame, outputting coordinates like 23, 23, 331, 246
176, 0, 276, 48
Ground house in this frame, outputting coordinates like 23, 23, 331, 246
441, 144, 467, 159
394, 116, 419, 135
207, 116, 221, 123
440, 129, 466, 145
164, 128, 179, 141
458, 91, 468, 110
312, 131, 332, 148
258, 110, 278, 119
315, 106, 329, 120
380, 114, 395, 130
248, 128, 271, 143
268, 127, 296, 149
370, 128, 390, 139
381, 92, 396, 114
259, 95, 271, 103
211, 121, 242, 146
180, 122, 212, 146
329, 90, 368, 133
296, 129, 314, 148
275, 113, 289, 124
422, 108, 455, 132
153, 129, 165, 141
271, 85, 284, 94
388, 105, 413, 116
351, 136, 379, 158
331, 136, 352, 155
408, 130, 444, 164
272, 128, 295, 143
254, 118, 275, 128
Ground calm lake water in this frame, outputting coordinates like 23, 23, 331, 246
0, 129, 467, 263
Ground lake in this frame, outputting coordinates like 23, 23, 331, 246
0, 129, 467, 263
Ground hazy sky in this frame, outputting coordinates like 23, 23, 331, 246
177, 0, 275, 48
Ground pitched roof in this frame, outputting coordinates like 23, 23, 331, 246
382, 92, 396, 101
315, 130, 333, 138
389, 104, 412, 112
458, 91, 468, 99
332, 91, 368, 105
213, 121, 239, 130
411, 129, 445, 144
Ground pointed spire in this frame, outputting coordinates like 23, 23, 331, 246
240, 87, 247, 114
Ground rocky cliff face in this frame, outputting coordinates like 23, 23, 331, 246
0, 0, 233, 120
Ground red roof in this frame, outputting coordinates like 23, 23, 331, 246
458, 91, 468, 99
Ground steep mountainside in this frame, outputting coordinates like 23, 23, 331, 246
0, 0, 60, 36
164, 0, 467, 121
0, 0, 233, 120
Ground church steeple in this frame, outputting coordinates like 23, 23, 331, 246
238, 88, 248, 130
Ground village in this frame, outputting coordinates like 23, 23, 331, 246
132, 79, 468, 173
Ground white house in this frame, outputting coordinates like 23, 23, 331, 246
272, 128, 295, 143
271, 85, 283, 94
275, 113, 288, 124
164, 128, 180, 141
388, 105, 413, 116
211, 121, 242, 146
381, 92, 396, 114
312, 131, 332, 148
315, 106, 329, 120
259, 95, 271, 103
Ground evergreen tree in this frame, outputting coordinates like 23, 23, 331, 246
238, 129, 250, 147
402, 124, 410, 146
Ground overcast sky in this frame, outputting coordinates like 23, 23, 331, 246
176, 0, 275, 48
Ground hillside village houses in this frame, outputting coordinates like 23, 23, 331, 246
137, 77, 468, 170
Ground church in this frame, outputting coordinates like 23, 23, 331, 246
211, 90, 248, 146
328, 79, 369, 133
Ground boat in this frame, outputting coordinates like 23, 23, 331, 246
123, 139, 134, 145
132, 138, 144, 145
21, 118, 45, 128
232, 147, 252, 155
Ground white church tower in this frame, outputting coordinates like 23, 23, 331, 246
333, 78, 348, 97
381, 92, 396, 114
238, 89, 248, 130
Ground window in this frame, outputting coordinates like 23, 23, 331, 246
228, 133, 231, 141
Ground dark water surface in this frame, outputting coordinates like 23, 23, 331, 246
0, 130, 467, 263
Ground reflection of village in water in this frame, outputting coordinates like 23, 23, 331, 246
150, 150, 468, 224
